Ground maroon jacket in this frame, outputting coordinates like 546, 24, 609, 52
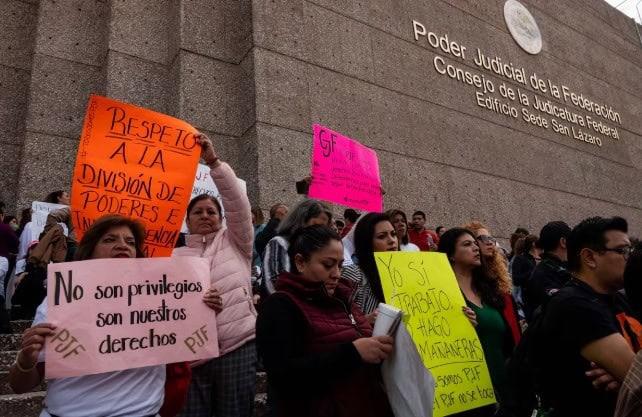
256, 272, 393, 417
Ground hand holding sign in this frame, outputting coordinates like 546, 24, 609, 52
45, 257, 219, 379
375, 252, 496, 417
71, 96, 201, 257
195, 133, 220, 166
18, 323, 57, 369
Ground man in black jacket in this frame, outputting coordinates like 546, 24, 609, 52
524, 220, 572, 320
255, 203, 288, 259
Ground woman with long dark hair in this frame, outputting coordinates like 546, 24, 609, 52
386, 209, 420, 252
340, 213, 398, 317
439, 228, 520, 416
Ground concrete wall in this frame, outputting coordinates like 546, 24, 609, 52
250, 0, 642, 238
1, 0, 641, 240
1, 0, 255, 211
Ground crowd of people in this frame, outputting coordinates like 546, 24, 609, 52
0, 133, 641, 417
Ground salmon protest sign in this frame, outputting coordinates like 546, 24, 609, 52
308, 124, 382, 212
71, 95, 200, 257
45, 257, 218, 378
375, 252, 496, 416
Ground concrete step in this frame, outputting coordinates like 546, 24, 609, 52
0, 334, 21, 352
0, 391, 45, 417
256, 371, 267, 394
0, 371, 46, 395
0, 351, 17, 373
10, 321, 32, 335
254, 393, 268, 417
0, 391, 267, 417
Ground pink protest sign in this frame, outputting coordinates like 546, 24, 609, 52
45, 257, 218, 378
308, 124, 382, 212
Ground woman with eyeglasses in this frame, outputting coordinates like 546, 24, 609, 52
438, 227, 521, 417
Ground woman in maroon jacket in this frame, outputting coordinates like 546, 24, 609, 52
256, 225, 394, 417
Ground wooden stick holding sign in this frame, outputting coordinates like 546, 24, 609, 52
308, 124, 383, 212
45, 257, 218, 379
71, 95, 201, 257
375, 252, 496, 417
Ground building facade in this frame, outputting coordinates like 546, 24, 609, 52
1, 0, 641, 238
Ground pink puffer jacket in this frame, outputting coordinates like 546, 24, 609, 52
173, 162, 256, 357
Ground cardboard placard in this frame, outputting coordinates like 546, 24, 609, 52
45, 257, 218, 378
375, 252, 496, 416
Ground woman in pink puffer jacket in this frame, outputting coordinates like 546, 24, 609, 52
174, 134, 257, 417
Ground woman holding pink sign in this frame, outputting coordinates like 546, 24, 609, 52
173, 134, 258, 417
9, 214, 166, 417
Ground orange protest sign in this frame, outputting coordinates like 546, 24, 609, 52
71, 95, 200, 257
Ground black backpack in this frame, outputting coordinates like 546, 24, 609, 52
504, 303, 552, 417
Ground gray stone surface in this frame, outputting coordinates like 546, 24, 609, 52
34, 0, 108, 67
16, 133, 77, 210
105, 50, 168, 114
174, 50, 254, 137
0, 0, 38, 70
25, 54, 104, 138
521, 0, 642, 69
0, 143, 22, 208
1, 0, 640, 235
179, 0, 253, 64
253, 48, 310, 133
255, 122, 312, 210
0, 66, 30, 145
0, 391, 45, 417
108, 0, 170, 64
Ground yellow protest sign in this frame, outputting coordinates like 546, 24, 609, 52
375, 252, 496, 416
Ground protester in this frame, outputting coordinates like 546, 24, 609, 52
438, 228, 521, 416
256, 225, 394, 417
386, 209, 419, 252
0, 207, 19, 259
464, 221, 513, 295
340, 208, 360, 238
261, 199, 332, 295
341, 213, 398, 316
523, 221, 572, 320
16, 207, 31, 238
173, 133, 257, 417
9, 214, 166, 416
3, 215, 19, 232
510, 234, 540, 322
436, 225, 447, 237
615, 241, 642, 417
255, 203, 288, 259
0, 253, 9, 334
624, 240, 642, 319
334, 219, 345, 234
408, 210, 438, 251
252, 207, 266, 268
531, 216, 636, 417
43, 190, 70, 205
508, 228, 529, 260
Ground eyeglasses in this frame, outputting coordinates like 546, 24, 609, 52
600, 246, 634, 259
477, 235, 497, 244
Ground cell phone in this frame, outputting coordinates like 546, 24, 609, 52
296, 179, 310, 195
387, 313, 403, 336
